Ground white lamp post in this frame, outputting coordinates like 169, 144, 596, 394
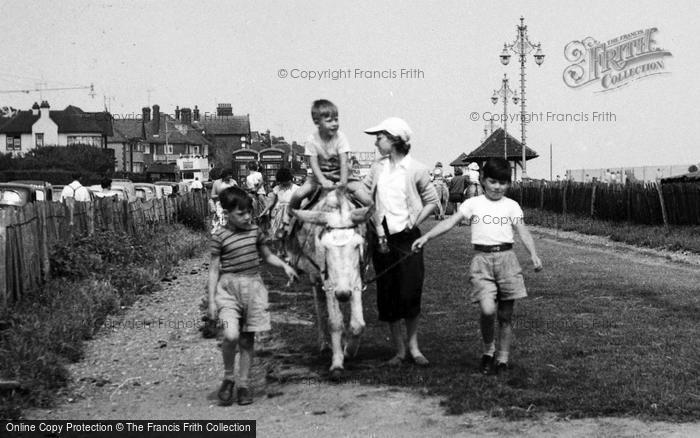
500, 16, 544, 180
491, 73, 519, 161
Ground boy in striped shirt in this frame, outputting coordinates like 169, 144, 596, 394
208, 187, 298, 406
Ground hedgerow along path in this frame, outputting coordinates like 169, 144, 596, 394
28, 220, 700, 436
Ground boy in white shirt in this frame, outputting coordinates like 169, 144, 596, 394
412, 157, 542, 375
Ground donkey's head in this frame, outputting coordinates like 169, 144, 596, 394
292, 189, 371, 302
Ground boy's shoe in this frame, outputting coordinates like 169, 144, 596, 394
480, 354, 494, 375
217, 379, 235, 406
377, 236, 390, 254
411, 353, 430, 367
237, 387, 253, 405
494, 361, 509, 375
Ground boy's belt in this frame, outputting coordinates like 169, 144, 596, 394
473, 243, 513, 252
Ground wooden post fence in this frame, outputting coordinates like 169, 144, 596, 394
0, 191, 209, 310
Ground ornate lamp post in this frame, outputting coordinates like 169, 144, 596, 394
500, 16, 545, 180
491, 73, 519, 161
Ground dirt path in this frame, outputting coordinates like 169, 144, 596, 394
27, 229, 699, 437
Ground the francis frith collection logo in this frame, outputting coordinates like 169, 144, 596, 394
563, 27, 672, 92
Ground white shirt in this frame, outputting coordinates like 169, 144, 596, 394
273, 183, 299, 204
190, 179, 203, 189
246, 171, 265, 194
94, 189, 118, 199
458, 195, 523, 245
304, 130, 351, 172
376, 155, 412, 234
60, 180, 91, 202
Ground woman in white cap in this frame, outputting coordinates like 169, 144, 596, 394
363, 117, 439, 366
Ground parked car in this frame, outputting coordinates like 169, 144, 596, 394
154, 181, 188, 196
0, 183, 42, 208
9, 180, 54, 201
134, 183, 162, 201
110, 179, 136, 199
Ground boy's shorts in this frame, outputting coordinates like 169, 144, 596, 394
306, 168, 360, 185
215, 272, 271, 332
469, 250, 527, 303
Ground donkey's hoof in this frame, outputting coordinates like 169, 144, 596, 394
329, 368, 343, 383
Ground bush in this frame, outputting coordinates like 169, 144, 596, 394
0, 145, 114, 172
50, 231, 152, 280
178, 203, 207, 231
0, 223, 207, 418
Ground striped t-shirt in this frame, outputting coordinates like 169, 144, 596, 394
210, 225, 265, 274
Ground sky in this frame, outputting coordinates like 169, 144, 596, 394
1, 0, 698, 179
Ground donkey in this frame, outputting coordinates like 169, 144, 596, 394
289, 189, 371, 381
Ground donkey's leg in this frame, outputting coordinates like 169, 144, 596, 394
344, 288, 366, 359
325, 290, 345, 379
312, 280, 331, 353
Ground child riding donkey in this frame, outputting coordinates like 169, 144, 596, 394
284, 100, 378, 246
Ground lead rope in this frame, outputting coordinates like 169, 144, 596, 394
363, 243, 417, 285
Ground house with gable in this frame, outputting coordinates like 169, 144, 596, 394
107, 104, 213, 176
108, 117, 147, 172
192, 103, 251, 152
141, 105, 211, 163
0, 101, 113, 156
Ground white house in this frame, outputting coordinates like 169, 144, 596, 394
0, 101, 113, 155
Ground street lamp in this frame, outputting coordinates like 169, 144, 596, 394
491, 73, 519, 161
500, 16, 544, 180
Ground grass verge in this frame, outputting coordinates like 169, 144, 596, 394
265, 219, 699, 421
524, 208, 700, 254
0, 223, 207, 419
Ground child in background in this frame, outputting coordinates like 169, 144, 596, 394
260, 167, 299, 257
245, 161, 267, 219
412, 157, 542, 375
208, 186, 297, 406
210, 169, 238, 234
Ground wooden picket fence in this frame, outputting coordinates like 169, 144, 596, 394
0, 191, 209, 310
509, 181, 700, 227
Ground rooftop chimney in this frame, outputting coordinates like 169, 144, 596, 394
39, 100, 50, 119
152, 104, 160, 134
142, 107, 151, 122
217, 103, 232, 117
193, 105, 200, 122
181, 107, 192, 125
32, 102, 40, 116
175, 106, 180, 120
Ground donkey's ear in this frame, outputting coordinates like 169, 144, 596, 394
292, 209, 329, 225
350, 207, 372, 224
